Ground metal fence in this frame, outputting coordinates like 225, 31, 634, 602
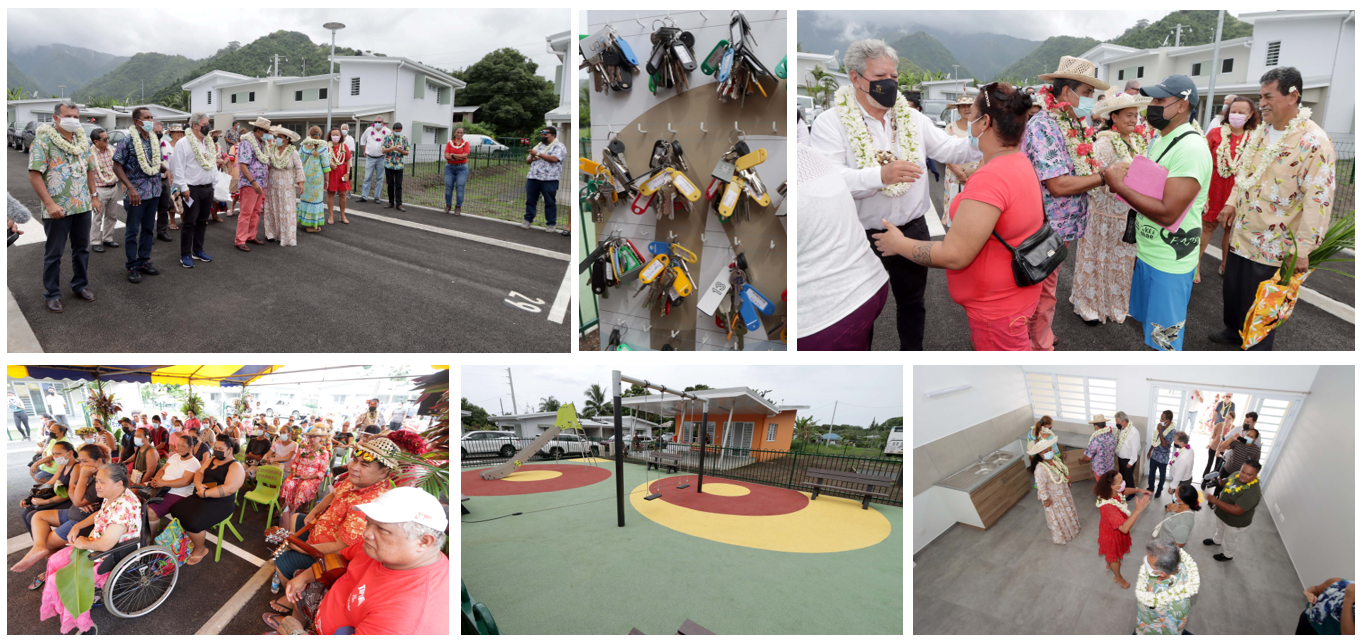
1329, 132, 1354, 216
347, 144, 569, 224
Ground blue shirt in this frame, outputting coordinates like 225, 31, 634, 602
112, 132, 163, 201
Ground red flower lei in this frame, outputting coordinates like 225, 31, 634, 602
1037, 86, 1102, 175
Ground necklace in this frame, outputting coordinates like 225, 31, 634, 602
268, 143, 294, 169
1224, 476, 1260, 495
1096, 495, 1131, 516
1039, 458, 1070, 485
126, 127, 161, 176
36, 124, 90, 158
1135, 547, 1200, 608
187, 133, 216, 170
1233, 106, 1312, 201
1037, 86, 1099, 176
241, 134, 266, 167
1214, 124, 1246, 178
833, 84, 920, 197
330, 142, 347, 166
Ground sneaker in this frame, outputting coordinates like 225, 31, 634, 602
127, 268, 142, 283
141, 263, 161, 276
520, 220, 531, 230
180, 255, 194, 269
193, 251, 212, 263
544, 225, 555, 233
357, 197, 368, 203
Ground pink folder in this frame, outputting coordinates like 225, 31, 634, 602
1118, 155, 1188, 233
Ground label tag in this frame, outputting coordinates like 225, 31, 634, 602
670, 266, 693, 297
696, 265, 733, 316
579, 27, 613, 62
641, 169, 672, 195
718, 179, 743, 217
639, 255, 669, 283
672, 172, 701, 201
741, 284, 775, 315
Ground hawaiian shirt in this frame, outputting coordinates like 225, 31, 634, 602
526, 140, 567, 182
1022, 111, 1089, 242
382, 133, 410, 170
1306, 579, 1356, 634
353, 410, 383, 430
236, 135, 270, 188
308, 478, 389, 547
1149, 422, 1176, 464
1083, 429, 1117, 477
92, 488, 142, 544
1228, 119, 1336, 266
111, 132, 164, 201
28, 130, 97, 218
1134, 557, 1198, 634
91, 144, 118, 186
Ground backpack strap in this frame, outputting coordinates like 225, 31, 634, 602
1154, 131, 1199, 164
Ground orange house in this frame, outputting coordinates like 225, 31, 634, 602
618, 387, 807, 463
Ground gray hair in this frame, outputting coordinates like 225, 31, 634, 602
1145, 538, 1181, 576
55, 100, 80, 118
1114, 411, 1129, 423
398, 520, 447, 551
1174, 431, 1189, 446
1124, 80, 1141, 92
99, 462, 131, 489
188, 112, 210, 128
844, 39, 898, 77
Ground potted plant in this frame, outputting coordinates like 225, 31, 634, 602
83, 378, 122, 430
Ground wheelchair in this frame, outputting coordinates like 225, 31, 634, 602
84, 495, 180, 625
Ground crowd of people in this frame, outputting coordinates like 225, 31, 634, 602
10, 397, 448, 635
797, 38, 1339, 351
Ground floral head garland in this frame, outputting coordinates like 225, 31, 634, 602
1037, 85, 1100, 176
1135, 547, 1200, 609
1232, 106, 1313, 201
833, 83, 921, 197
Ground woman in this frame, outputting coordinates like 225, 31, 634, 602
941, 95, 979, 228
443, 126, 470, 216
144, 434, 203, 534
14, 444, 108, 578
18, 441, 77, 539
244, 421, 273, 479
128, 426, 161, 487
794, 144, 889, 350
873, 82, 1043, 351
222, 127, 241, 217
264, 427, 298, 475
1028, 434, 1080, 544
277, 425, 331, 531
1027, 415, 1061, 460
1094, 469, 1153, 588
324, 126, 351, 224
1071, 91, 1149, 325
1300, 578, 1355, 634
297, 126, 331, 234
1205, 395, 1235, 479
1154, 481, 1201, 547
36, 464, 143, 633
263, 126, 304, 245
331, 421, 357, 467
30, 423, 75, 484
168, 435, 245, 565
1201, 96, 1260, 281
93, 421, 117, 456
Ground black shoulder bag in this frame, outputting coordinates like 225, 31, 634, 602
1122, 131, 1199, 244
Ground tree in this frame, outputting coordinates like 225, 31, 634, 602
581, 384, 612, 418
461, 397, 491, 433
537, 396, 561, 412
682, 384, 712, 392
796, 42, 805, 53
454, 48, 559, 137
228, 41, 242, 51
794, 415, 818, 443
803, 65, 839, 110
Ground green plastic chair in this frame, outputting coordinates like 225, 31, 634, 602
239, 465, 284, 526
213, 515, 243, 562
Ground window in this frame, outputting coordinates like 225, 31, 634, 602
766, 423, 776, 442
1025, 371, 1119, 422
1222, 58, 1234, 74
682, 422, 715, 444
1118, 69, 1125, 81
1136, 66, 1144, 79
36, 113, 52, 122
427, 81, 440, 99
1266, 41, 1281, 66
248, 91, 256, 102
231, 93, 237, 104
295, 90, 304, 101
350, 77, 360, 96
319, 87, 328, 100
1191, 62, 1203, 77
206, 90, 212, 105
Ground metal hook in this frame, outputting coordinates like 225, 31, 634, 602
634, 13, 646, 30
667, 123, 677, 139
770, 239, 775, 249
699, 122, 708, 134
670, 330, 679, 338
772, 121, 778, 134
700, 233, 706, 243
607, 128, 618, 141
637, 123, 648, 134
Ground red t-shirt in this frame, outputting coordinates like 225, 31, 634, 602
444, 140, 469, 165
184, 418, 201, 431
316, 540, 449, 635
946, 151, 1045, 320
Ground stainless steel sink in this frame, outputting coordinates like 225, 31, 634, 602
938, 451, 1020, 491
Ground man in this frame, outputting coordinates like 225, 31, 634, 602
235, 117, 273, 252
808, 39, 980, 350
111, 107, 165, 283
116, 416, 136, 462
1135, 538, 1200, 634
1211, 421, 1260, 497
1207, 94, 1236, 128
1124, 80, 1141, 96
1102, 75, 1210, 351
148, 414, 170, 457
388, 402, 407, 432
381, 122, 411, 212
1020, 56, 1109, 350
1203, 460, 1263, 562
27, 100, 101, 312
1079, 414, 1117, 478
88, 128, 123, 254
340, 124, 356, 159
9, 393, 31, 440
1146, 409, 1176, 498
1182, 390, 1204, 433
171, 112, 220, 268
1168, 431, 1196, 491
1212, 67, 1336, 350
354, 399, 383, 431
1113, 411, 1140, 491
44, 388, 69, 428
524, 126, 567, 234
153, 122, 178, 242
358, 117, 390, 203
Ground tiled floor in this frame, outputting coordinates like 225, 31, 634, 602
913, 476, 1311, 634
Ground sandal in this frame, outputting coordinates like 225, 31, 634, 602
267, 598, 293, 614
28, 573, 45, 591
186, 548, 209, 565
262, 613, 284, 631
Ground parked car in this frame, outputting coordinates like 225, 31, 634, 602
538, 433, 592, 458
9, 120, 33, 149
461, 430, 533, 458
20, 121, 40, 152
107, 129, 129, 147
465, 134, 508, 153
796, 95, 823, 124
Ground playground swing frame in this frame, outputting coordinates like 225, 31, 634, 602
612, 370, 710, 528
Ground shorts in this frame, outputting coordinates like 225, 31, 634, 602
1129, 257, 1194, 351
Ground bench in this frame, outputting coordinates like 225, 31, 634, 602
805, 468, 897, 510
645, 451, 683, 474
628, 619, 715, 635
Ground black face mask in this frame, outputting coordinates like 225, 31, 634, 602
540, 136, 550, 144
1243, 422, 1252, 431
1146, 102, 1179, 130
857, 74, 899, 109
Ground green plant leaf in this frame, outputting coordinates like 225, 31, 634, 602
55, 547, 95, 619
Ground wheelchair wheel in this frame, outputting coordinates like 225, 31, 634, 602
102, 544, 178, 618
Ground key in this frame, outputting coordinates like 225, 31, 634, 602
670, 141, 692, 173
660, 182, 675, 220
718, 176, 745, 219
701, 39, 728, 76
738, 167, 771, 206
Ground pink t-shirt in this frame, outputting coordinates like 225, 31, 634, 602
946, 151, 1045, 320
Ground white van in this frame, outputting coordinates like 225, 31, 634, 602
884, 426, 904, 456
464, 134, 508, 153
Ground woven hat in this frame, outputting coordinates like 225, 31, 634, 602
167, 123, 184, 133
249, 116, 272, 130
1092, 91, 1153, 120
954, 95, 974, 106
1091, 414, 1109, 424
354, 437, 402, 469
1039, 56, 1110, 91
305, 424, 330, 438
270, 126, 299, 142
1026, 435, 1057, 455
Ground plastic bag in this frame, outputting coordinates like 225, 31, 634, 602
153, 516, 192, 574
213, 170, 231, 203
1240, 268, 1313, 349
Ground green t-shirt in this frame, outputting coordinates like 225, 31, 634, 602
1134, 122, 1211, 274
1215, 477, 1262, 528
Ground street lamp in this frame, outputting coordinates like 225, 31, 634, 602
323, 22, 346, 135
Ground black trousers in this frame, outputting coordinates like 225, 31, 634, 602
1222, 252, 1281, 351
13, 410, 30, 438
1117, 458, 1136, 491
41, 210, 91, 301
180, 184, 213, 256
1296, 611, 1317, 634
1147, 458, 1168, 496
157, 176, 173, 234
385, 167, 403, 206
864, 216, 929, 351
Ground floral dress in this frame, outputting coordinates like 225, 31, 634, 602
296, 140, 331, 228
1097, 501, 1132, 563
1071, 131, 1141, 323
279, 446, 330, 509
263, 145, 303, 246
1134, 556, 1197, 634
1035, 464, 1080, 544
39, 488, 142, 633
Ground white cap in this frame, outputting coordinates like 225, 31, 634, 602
355, 487, 447, 533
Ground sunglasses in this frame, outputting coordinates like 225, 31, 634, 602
354, 450, 380, 464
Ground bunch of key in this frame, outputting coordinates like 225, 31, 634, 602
703, 12, 773, 105
705, 139, 771, 223
631, 139, 701, 220
580, 140, 636, 222
634, 241, 697, 317
702, 252, 774, 351
646, 20, 696, 95
581, 233, 648, 299
580, 25, 639, 94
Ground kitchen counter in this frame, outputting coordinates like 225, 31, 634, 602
935, 450, 1023, 493
933, 450, 1031, 530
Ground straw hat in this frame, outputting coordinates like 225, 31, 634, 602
1026, 435, 1057, 456
1038, 56, 1110, 91
354, 437, 402, 469
1091, 413, 1109, 424
167, 123, 184, 133
953, 95, 974, 106
1092, 90, 1153, 120
249, 116, 272, 130
270, 126, 299, 142
305, 424, 330, 438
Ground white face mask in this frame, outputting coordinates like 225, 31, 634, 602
1142, 559, 1156, 577
59, 118, 82, 133
83, 436, 96, 444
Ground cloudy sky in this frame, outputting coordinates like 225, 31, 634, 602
461, 366, 904, 427
7, 9, 569, 80
800, 10, 1199, 46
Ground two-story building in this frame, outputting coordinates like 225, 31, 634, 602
795, 51, 848, 98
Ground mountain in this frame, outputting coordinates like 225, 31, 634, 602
7, 44, 127, 96
941, 32, 1042, 83
8, 60, 48, 98
1109, 10, 1254, 49
994, 36, 1102, 85
885, 32, 971, 79
74, 53, 201, 103
146, 30, 367, 107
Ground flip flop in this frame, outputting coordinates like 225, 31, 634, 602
186, 548, 209, 565
262, 613, 284, 630
267, 598, 293, 615
28, 573, 45, 591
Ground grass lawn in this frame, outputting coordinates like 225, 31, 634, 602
799, 444, 897, 459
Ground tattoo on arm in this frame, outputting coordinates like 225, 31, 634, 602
907, 240, 935, 267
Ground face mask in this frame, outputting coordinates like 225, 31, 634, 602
1228, 113, 1248, 128
369, 405, 377, 411
59, 118, 82, 133
1042, 451, 1053, 460
263, 134, 275, 143
393, 130, 402, 137
216, 448, 229, 457
153, 422, 160, 427
1146, 103, 1174, 129
1243, 423, 1252, 431
1117, 480, 1126, 495
857, 75, 899, 109
967, 116, 984, 151
140, 120, 155, 133
134, 438, 144, 446
55, 455, 69, 465
331, 135, 341, 142
540, 136, 550, 145
341, 130, 348, 137
84, 436, 96, 444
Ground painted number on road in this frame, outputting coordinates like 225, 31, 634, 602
505, 291, 545, 313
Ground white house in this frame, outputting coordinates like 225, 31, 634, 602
795, 51, 847, 98
7, 98, 186, 132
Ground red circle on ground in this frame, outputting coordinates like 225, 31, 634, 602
463, 464, 612, 496
646, 477, 809, 516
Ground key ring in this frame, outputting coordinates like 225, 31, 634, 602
728, 128, 746, 145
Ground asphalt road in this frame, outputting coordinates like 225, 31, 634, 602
7, 146, 571, 352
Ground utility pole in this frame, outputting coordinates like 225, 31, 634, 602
498, 399, 504, 415
505, 368, 518, 417
1174, 23, 1186, 48
826, 401, 838, 447
1204, 11, 1226, 129
951, 64, 959, 80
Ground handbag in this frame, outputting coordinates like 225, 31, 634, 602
1120, 131, 1199, 244
154, 516, 193, 570
991, 221, 1069, 287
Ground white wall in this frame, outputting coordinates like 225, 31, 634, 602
397, 66, 454, 133
1324, 18, 1354, 133
339, 62, 398, 110
913, 486, 954, 555
1017, 365, 1320, 412
911, 366, 1029, 448
1261, 365, 1354, 587
223, 82, 267, 110
1247, 16, 1343, 84
281, 80, 333, 112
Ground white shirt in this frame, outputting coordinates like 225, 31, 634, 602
1187, 391, 1204, 414
171, 134, 219, 192
341, 133, 356, 156
1169, 445, 1195, 484
808, 100, 981, 229
45, 394, 66, 415
1265, 124, 1286, 147
1115, 423, 1141, 461
360, 125, 388, 157
1208, 114, 1223, 129
162, 453, 203, 497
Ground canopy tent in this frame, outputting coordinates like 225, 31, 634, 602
6, 365, 282, 387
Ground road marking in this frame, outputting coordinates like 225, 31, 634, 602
205, 530, 269, 567
195, 562, 277, 635
346, 210, 570, 261
547, 261, 573, 325
9, 533, 34, 555
1203, 247, 1354, 324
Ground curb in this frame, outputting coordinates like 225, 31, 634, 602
6, 288, 43, 353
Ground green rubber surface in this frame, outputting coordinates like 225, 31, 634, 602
460, 460, 903, 634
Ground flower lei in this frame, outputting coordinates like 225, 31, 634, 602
1135, 547, 1200, 608
187, 132, 217, 170
1232, 106, 1311, 200
833, 84, 920, 197
1214, 123, 1246, 179
268, 141, 295, 170
126, 126, 162, 176
1115, 422, 1136, 452
1039, 457, 1070, 485
1224, 476, 1260, 495
1096, 130, 1148, 165
36, 123, 90, 158
1096, 495, 1131, 516
241, 132, 266, 168
1037, 85, 1100, 175
330, 141, 348, 167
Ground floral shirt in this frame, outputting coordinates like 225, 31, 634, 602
1022, 111, 1089, 242
1306, 579, 1355, 634
1228, 119, 1337, 266
382, 133, 410, 170
1149, 422, 1177, 464
92, 488, 142, 545
526, 140, 567, 182
1134, 557, 1197, 634
1083, 429, 1117, 477
111, 133, 164, 201
308, 478, 389, 547
91, 144, 118, 186
28, 129, 98, 217
236, 136, 270, 188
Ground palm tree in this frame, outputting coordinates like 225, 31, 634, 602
537, 396, 561, 412
794, 415, 817, 444
804, 65, 839, 110
581, 384, 611, 418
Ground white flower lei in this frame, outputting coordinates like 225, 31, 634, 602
36, 123, 90, 158
1214, 123, 1247, 179
241, 133, 266, 167
1097, 130, 1148, 165
187, 132, 217, 170
126, 126, 162, 176
1135, 547, 1200, 608
833, 84, 919, 197
268, 141, 294, 170
1096, 495, 1131, 515
1038, 457, 1070, 485
1233, 106, 1312, 200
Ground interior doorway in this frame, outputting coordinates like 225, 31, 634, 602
1147, 382, 1302, 484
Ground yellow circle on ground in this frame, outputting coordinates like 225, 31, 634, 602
693, 483, 750, 497
630, 481, 892, 553
502, 470, 563, 482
